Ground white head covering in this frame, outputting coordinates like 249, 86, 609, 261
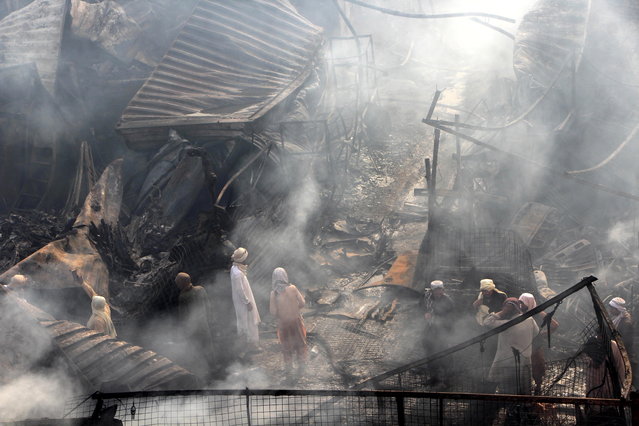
609, 297, 626, 312
272, 267, 290, 294
232, 247, 248, 263
609, 297, 627, 328
519, 293, 537, 312
480, 279, 495, 291
430, 280, 444, 289
92, 296, 107, 311
9, 274, 27, 287
88, 296, 117, 338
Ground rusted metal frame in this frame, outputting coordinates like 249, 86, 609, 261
428, 129, 441, 221
424, 56, 570, 132
425, 90, 442, 121
324, 120, 333, 176
454, 115, 462, 175
586, 283, 633, 398
329, 33, 376, 167
214, 141, 273, 206
423, 120, 639, 203
91, 388, 630, 406
278, 120, 330, 157
424, 118, 499, 132
355, 276, 598, 389
332, 0, 362, 153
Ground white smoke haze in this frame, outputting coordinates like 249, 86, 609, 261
5, 0, 639, 421
210, 362, 271, 389
0, 368, 77, 421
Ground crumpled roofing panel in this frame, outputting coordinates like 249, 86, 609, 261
1, 286, 198, 391
118, 0, 323, 131
41, 319, 199, 391
513, 0, 590, 89
0, 0, 69, 95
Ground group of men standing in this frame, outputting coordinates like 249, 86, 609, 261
174, 247, 308, 379
422, 276, 635, 402
422, 278, 547, 395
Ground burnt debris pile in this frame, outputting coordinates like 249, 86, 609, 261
3, 0, 639, 423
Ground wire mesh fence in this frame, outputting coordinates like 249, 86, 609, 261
414, 227, 538, 297
63, 388, 635, 425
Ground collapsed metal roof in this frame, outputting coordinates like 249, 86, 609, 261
41, 320, 198, 391
117, 0, 323, 149
0, 0, 69, 96
2, 287, 198, 391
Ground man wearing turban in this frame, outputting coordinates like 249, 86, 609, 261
473, 278, 507, 314
230, 247, 261, 349
608, 296, 635, 387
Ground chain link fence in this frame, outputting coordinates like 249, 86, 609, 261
62, 388, 635, 425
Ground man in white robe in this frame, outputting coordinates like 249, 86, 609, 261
480, 297, 539, 394
230, 247, 261, 348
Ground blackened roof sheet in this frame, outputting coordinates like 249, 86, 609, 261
41, 320, 199, 391
117, 0, 323, 135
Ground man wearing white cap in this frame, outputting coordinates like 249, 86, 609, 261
472, 278, 507, 314
230, 247, 261, 349
424, 280, 454, 324
423, 280, 455, 381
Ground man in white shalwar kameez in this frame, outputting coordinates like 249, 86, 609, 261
230, 247, 261, 348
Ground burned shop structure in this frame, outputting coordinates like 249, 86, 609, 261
1, 0, 639, 425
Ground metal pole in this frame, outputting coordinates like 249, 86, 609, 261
245, 387, 252, 426
396, 395, 405, 426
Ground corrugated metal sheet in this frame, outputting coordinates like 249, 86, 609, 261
117, 0, 323, 145
0, 0, 69, 95
0, 0, 34, 20
514, 0, 590, 90
2, 287, 198, 391
40, 320, 199, 390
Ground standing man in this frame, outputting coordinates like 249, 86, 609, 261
423, 280, 455, 386
269, 267, 307, 374
230, 247, 261, 350
609, 297, 633, 347
423, 280, 455, 350
175, 272, 215, 377
473, 278, 507, 314
479, 297, 539, 394
478, 297, 539, 425
424, 280, 455, 326
609, 297, 635, 387
519, 292, 559, 394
